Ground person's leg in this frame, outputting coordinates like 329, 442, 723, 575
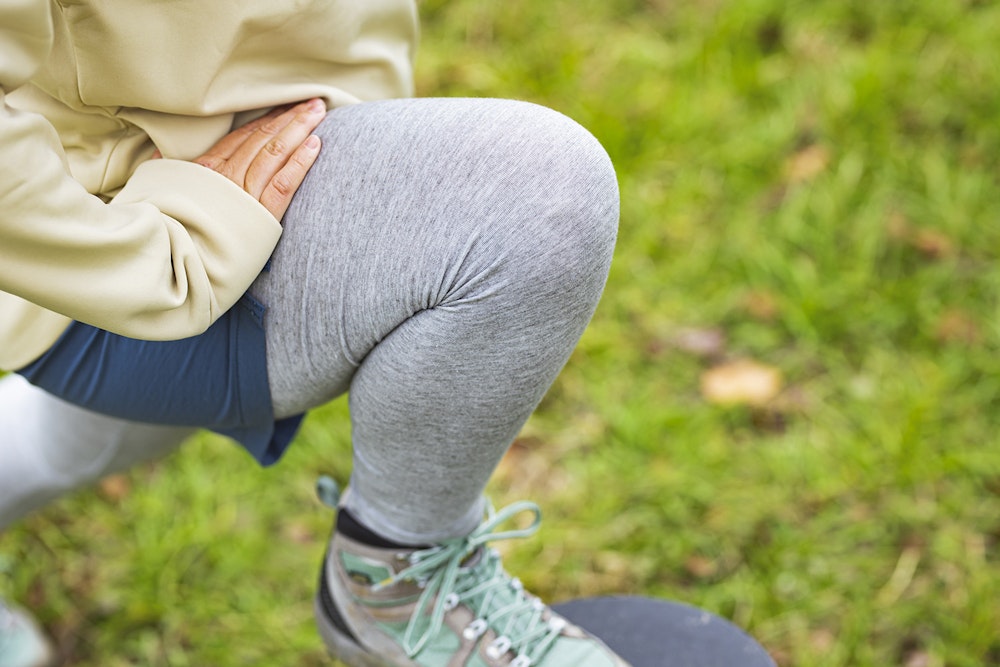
0, 374, 195, 530
254, 96, 623, 666
252, 97, 619, 544
0, 374, 194, 666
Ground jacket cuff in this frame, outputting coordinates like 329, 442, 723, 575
113, 159, 283, 306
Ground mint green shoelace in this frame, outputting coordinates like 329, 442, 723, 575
372, 501, 565, 665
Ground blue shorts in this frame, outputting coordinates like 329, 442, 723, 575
15, 293, 303, 466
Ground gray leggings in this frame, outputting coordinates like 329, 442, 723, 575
0, 98, 619, 543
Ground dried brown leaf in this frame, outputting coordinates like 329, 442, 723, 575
700, 359, 783, 406
98, 474, 131, 502
936, 309, 981, 345
784, 144, 829, 184
742, 290, 781, 321
903, 650, 932, 667
809, 628, 836, 651
672, 327, 727, 358
912, 228, 955, 259
284, 521, 316, 545
684, 555, 718, 579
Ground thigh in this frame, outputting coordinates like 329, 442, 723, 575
253, 97, 615, 418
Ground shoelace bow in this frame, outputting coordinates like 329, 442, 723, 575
373, 501, 567, 665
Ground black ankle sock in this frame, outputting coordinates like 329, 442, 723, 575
336, 508, 429, 550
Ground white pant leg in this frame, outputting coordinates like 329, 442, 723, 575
0, 374, 195, 530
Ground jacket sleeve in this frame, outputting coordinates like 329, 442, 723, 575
0, 1, 283, 340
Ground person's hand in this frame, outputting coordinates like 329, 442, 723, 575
159, 98, 326, 222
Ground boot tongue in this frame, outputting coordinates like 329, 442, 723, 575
457, 548, 516, 615
459, 545, 486, 569
454, 548, 545, 650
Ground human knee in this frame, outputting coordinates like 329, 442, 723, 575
490, 100, 620, 285
317, 97, 620, 265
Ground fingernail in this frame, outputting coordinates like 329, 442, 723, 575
309, 98, 326, 113
305, 135, 320, 149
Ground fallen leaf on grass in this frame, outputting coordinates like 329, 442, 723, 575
935, 309, 980, 345
98, 474, 131, 502
284, 521, 316, 545
903, 650, 933, 667
671, 327, 727, 358
784, 144, 829, 184
809, 628, 836, 651
912, 228, 955, 259
700, 359, 783, 406
684, 555, 717, 579
742, 290, 781, 321
769, 648, 793, 667
885, 212, 957, 260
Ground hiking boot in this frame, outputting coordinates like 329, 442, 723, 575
0, 600, 53, 667
313, 480, 629, 667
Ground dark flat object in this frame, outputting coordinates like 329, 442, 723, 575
553, 596, 776, 667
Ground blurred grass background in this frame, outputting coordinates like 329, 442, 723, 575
3, 0, 999, 665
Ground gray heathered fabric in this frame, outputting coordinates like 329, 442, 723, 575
0, 98, 618, 544
253, 98, 618, 543
0, 373, 196, 530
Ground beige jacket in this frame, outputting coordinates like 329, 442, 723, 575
0, 0, 418, 370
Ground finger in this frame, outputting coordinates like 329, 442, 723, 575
192, 154, 226, 172
198, 104, 294, 163
224, 99, 324, 180
241, 100, 327, 198
258, 135, 321, 221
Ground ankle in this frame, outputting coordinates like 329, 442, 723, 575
335, 508, 428, 550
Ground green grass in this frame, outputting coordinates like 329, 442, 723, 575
3, 1, 999, 665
